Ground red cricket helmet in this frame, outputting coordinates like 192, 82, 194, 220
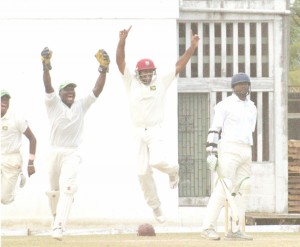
136, 59, 156, 72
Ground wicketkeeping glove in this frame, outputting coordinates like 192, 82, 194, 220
95, 49, 110, 73
41, 47, 52, 71
207, 153, 218, 171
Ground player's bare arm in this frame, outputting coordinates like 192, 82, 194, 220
41, 47, 54, 94
23, 127, 37, 177
93, 73, 107, 98
43, 70, 54, 94
116, 25, 132, 75
175, 30, 200, 76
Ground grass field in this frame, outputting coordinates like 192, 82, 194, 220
2, 232, 300, 247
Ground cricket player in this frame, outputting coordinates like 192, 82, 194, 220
1, 90, 37, 205
202, 73, 257, 241
41, 47, 110, 241
116, 26, 200, 223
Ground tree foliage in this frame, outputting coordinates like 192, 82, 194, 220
289, 0, 300, 86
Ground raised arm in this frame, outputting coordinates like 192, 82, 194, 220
41, 47, 54, 94
175, 30, 200, 76
116, 26, 132, 75
93, 49, 110, 97
93, 73, 107, 98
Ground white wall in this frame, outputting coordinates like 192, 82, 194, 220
1, 0, 182, 224
180, 0, 288, 10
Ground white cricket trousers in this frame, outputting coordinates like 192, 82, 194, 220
134, 125, 178, 210
202, 141, 252, 232
1, 153, 22, 204
47, 147, 81, 230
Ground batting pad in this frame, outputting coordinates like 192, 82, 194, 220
52, 193, 73, 230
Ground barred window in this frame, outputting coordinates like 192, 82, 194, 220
178, 22, 270, 78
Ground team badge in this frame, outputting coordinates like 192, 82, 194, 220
2, 126, 8, 131
150, 85, 156, 91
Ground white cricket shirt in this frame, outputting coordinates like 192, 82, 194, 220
122, 66, 176, 127
211, 93, 257, 145
45, 92, 96, 148
1, 110, 28, 154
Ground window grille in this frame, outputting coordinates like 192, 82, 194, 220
178, 22, 270, 78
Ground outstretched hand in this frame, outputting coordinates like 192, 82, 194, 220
119, 25, 132, 41
190, 30, 200, 48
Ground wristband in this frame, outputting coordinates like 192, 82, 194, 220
29, 154, 35, 161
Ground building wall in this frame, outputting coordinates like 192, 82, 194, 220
179, 0, 289, 10
178, 0, 290, 213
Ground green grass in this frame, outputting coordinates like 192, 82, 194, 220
2, 232, 300, 247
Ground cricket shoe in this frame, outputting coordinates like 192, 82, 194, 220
52, 227, 63, 241
169, 168, 179, 189
224, 230, 253, 241
19, 173, 26, 188
201, 229, 220, 240
153, 207, 166, 223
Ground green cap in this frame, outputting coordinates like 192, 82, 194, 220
59, 81, 77, 91
1, 90, 11, 98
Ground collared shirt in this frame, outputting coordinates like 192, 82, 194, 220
211, 93, 257, 145
45, 92, 96, 148
1, 110, 28, 154
122, 66, 176, 127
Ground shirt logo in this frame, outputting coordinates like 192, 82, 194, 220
2, 126, 8, 131
150, 85, 156, 91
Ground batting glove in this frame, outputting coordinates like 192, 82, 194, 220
207, 153, 218, 171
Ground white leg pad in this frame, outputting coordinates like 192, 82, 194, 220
52, 184, 77, 230
52, 193, 73, 230
233, 178, 251, 232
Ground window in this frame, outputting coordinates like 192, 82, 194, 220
178, 21, 270, 78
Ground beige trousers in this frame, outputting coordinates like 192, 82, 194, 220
134, 125, 178, 210
1, 153, 22, 204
